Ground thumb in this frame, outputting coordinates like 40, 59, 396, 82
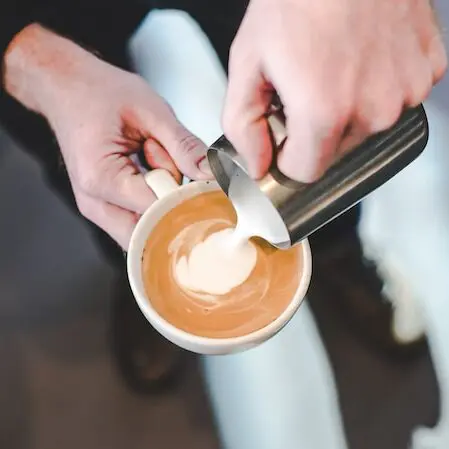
97, 154, 157, 214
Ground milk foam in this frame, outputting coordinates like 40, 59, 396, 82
174, 228, 257, 295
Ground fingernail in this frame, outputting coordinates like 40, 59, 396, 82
198, 157, 213, 177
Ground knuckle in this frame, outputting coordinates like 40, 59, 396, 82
434, 51, 448, 83
429, 36, 448, 83
228, 31, 258, 79
175, 129, 202, 157
299, 100, 348, 139
159, 98, 176, 118
75, 196, 93, 221
228, 43, 248, 82
221, 89, 252, 146
442, 50, 448, 73
77, 168, 100, 195
315, 104, 344, 130
408, 69, 433, 106
222, 107, 238, 140
367, 99, 403, 134
128, 72, 150, 92
291, 82, 350, 127
222, 107, 248, 149
228, 38, 242, 71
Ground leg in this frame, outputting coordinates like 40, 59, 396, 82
204, 304, 348, 449
358, 100, 449, 449
129, 9, 349, 449
0, 42, 183, 394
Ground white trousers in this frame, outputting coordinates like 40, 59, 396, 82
129, 9, 349, 449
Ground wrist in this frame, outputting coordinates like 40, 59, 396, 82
3, 24, 103, 120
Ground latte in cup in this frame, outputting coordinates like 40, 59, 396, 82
142, 190, 302, 339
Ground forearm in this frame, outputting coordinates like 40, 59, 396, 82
0, 1, 146, 100
3, 24, 99, 118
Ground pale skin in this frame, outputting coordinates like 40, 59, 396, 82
3, 0, 447, 249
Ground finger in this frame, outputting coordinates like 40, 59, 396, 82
144, 138, 182, 183
75, 192, 140, 250
354, 45, 404, 135
427, 33, 448, 84
394, 16, 432, 107
223, 44, 273, 179
142, 104, 211, 180
277, 109, 346, 182
271, 70, 348, 182
262, 40, 352, 182
156, 120, 211, 180
94, 153, 157, 214
337, 122, 369, 157
411, 0, 448, 84
127, 92, 211, 180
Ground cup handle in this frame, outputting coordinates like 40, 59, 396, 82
144, 169, 180, 199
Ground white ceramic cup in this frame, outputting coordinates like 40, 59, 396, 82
127, 169, 312, 355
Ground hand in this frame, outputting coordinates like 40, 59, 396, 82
4, 25, 211, 248
224, 0, 447, 182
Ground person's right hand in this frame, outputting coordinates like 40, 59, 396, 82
223, 0, 447, 183
4, 25, 211, 249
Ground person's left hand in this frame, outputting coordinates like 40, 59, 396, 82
4, 25, 211, 249
223, 0, 447, 182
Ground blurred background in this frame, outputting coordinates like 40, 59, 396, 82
0, 99, 442, 449
0, 1, 448, 449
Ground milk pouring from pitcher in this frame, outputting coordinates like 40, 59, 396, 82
207, 105, 429, 249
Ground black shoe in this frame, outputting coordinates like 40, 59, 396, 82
309, 209, 427, 360
110, 270, 187, 394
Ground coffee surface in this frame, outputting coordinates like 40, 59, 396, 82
142, 190, 301, 338
173, 226, 258, 295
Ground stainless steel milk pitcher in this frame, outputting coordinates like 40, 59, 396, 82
207, 105, 429, 248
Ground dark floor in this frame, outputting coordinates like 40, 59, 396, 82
0, 126, 440, 449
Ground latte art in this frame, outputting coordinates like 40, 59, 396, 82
142, 190, 301, 338
172, 225, 257, 296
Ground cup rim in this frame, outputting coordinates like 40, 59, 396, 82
127, 180, 312, 350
